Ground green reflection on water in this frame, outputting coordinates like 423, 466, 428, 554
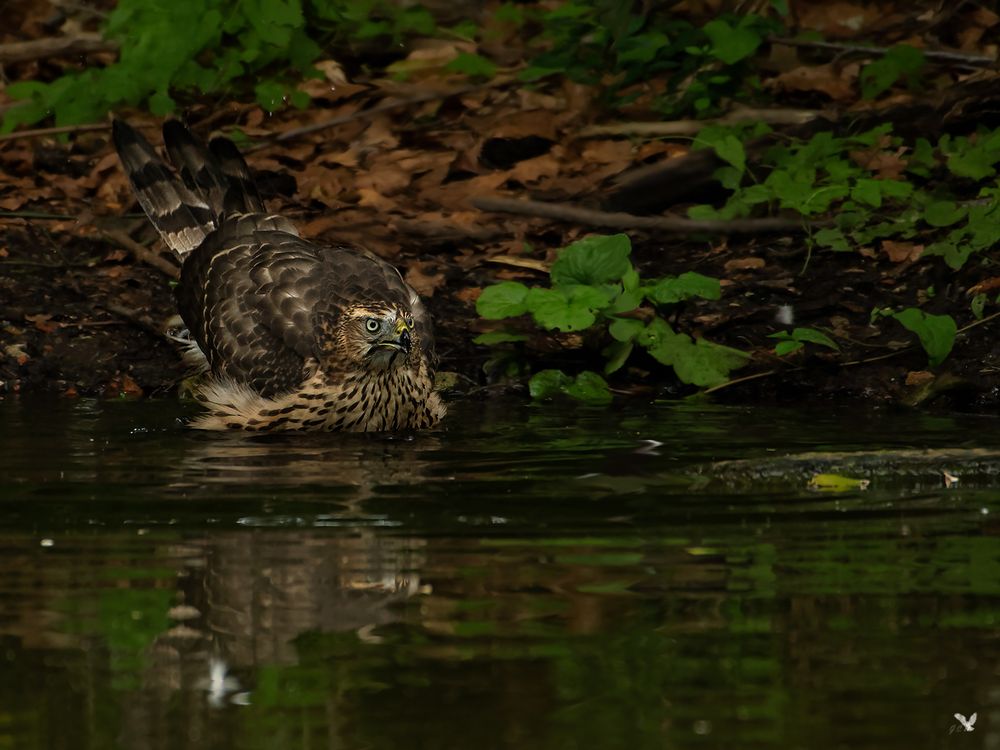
1, 397, 1000, 749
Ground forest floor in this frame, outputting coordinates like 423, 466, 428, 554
3, 1, 1000, 411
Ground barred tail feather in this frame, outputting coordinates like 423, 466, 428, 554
112, 120, 217, 259
113, 119, 266, 260
208, 136, 265, 215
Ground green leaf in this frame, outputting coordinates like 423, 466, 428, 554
860, 44, 925, 99
476, 281, 530, 319
255, 80, 287, 111
529, 369, 571, 399
850, 178, 884, 208
563, 371, 613, 404
603, 340, 633, 374
813, 227, 851, 252
775, 340, 803, 356
923, 200, 966, 227
445, 52, 497, 79
608, 318, 644, 342
770, 327, 840, 351
703, 19, 762, 65
473, 331, 529, 345
638, 318, 748, 387
550, 234, 632, 286
528, 370, 612, 404
971, 293, 987, 321
526, 286, 610, 332
892, 308, 957, 367
709, 134, 746, 173
647, 272, 721, 304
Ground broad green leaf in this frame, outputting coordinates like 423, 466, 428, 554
923, 200, 966, 227
851, 179, 883, 208
814, 227, 851, 252
446, 52, 497, 78
710, 134, 746, 173
528, 370, 612, 405
476, 281, 530, 319
639, 318, 748, 387
892, 308, 957, 367
550, 234, 632, 286
563, 371, 613, 404
647, 272, 721, 304
603, 340, 633, 374
775, 340, 803, 356
526, 286, 611, 332
473, 331, 529, 345
529, 369, 571, 399
860, 44, 925, 99
608, 318, 644, 342
703, 19, 762, 65
786, 327, 840, 351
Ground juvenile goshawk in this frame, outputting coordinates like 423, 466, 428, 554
113, 120, 445, 431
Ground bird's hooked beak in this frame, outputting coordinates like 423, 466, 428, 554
380, 316, 412, 354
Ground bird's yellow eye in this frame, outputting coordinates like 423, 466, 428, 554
365, 318, 381, 333
405, 316, 414, 329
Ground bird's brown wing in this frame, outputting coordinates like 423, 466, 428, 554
179, 222, 429, 396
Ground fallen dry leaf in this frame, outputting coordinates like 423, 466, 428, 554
404, 260, 446, 297
767, 63, 859, 102
905, 370, 935, 387
851, 147, 907, 179
881, 240, 923, 263
724, 257, 766, 272
25, 313, 58, 333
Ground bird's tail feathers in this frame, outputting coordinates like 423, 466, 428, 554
112, 119, 263, 259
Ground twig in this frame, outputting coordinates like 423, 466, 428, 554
769, 37, 996, 67
472, 196, 816, 234
702, 369, 780, 395
247, 79, 510, 151
0, 210, 78, 220
579, 107, 823, 138
100, 229, 180, 280
0, 33, 118, 64
956, 309, 1000, 335
0, 122, 108, 142
100, 303, 173, 343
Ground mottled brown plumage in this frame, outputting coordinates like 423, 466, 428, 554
113, 120, 445, 431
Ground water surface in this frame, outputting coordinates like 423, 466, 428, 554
2, 396, 999, 749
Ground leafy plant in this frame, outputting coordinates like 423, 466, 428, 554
859, 44, 926, 99
2, 0, 439, 131
529, 369, 612, 404
892, 308, 956, 367
690, 123, 1000, 271
521, 3, 780, 116
769, 328, 840, 356
476, 233, 749, 400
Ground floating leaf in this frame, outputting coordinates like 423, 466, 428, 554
808, 474, 871, 492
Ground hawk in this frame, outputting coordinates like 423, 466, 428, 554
112, 120, 445, 432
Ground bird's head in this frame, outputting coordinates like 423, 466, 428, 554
342, 304, 418, 371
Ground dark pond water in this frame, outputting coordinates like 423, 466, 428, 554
2, 395, 1000, 749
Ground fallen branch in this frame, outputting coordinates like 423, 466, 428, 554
100, 229, 181, 280
249, 77, 513, 151
472, 196, 813, 233
0, 33, 118, 64
99, 302, 174, 343
0, 122, 108, 143
769, 37, 996, 67
579, 107, 822, 138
